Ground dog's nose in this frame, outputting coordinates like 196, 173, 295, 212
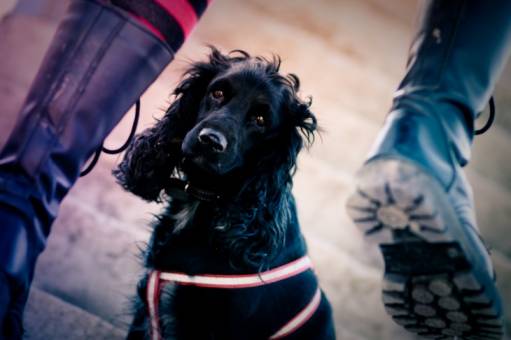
198, 128, 228, 152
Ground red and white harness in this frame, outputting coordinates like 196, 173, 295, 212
146, 256, 321, 340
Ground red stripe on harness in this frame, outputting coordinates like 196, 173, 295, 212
269, 288, 322, 339
147, 271, 162, 340
146, 256, 317, 339
154, 0, 198, 37
159, 256, 312, 289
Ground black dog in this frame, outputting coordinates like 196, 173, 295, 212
114, 48, 335, 339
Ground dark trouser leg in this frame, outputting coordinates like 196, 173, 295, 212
375, 0, 511, 173
347, 1, 511, 338
0, 0, 208, 337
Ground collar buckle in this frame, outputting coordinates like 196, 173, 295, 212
165, 178, 221, 202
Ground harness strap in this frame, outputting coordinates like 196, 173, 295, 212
147, 270, 163, 340
269, 287, 322, 339
159, 256, 312, 288
146, 256, 317, 339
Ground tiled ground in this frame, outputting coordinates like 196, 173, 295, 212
1, 1, 510, 339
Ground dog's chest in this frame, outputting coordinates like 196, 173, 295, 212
156, 270, 318, 339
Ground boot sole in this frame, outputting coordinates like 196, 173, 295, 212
346, 158, 504, 339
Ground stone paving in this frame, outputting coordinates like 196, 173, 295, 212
1, 0, 511, 339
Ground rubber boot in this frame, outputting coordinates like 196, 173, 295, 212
0, 0, 174, 336
346, 1, 511, 338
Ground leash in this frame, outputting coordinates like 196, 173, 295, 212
79, 96, 497, 177
80, 99, 141, 176
474, 96, 496, 135
146, 256, 320, 339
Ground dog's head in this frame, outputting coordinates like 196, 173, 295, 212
114, 47, 317, 203
182, 56, 291, 176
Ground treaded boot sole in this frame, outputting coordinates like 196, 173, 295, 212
346, 158, 504, 339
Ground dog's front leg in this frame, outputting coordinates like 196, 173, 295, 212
126, 304, 148, 340
127, 274, 180, 340
127, 275, 151, 340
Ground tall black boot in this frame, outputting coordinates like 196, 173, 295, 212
347, 1, 511, 338
0, 0, 174, 336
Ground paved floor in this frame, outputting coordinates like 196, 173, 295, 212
1, 1, 511, 339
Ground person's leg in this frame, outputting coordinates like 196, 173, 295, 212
347, 1, 511, 338
0, 0, 208, 336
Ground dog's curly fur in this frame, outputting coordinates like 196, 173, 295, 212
114, 48, 334, 339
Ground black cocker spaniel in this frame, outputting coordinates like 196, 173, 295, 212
114, 47, 335, 339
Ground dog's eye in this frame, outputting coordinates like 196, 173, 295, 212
254, 115, 266, 127
211, 90, 224, 101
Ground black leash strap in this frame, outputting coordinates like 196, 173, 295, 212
80, 99, 141, 177
80, 96, 496, 177
475, 96, 496, 135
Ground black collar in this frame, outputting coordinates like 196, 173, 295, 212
165, 178, 222, 202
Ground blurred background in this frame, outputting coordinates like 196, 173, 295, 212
1, 0, 510, 338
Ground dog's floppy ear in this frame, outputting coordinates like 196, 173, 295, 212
271, 73, 317, 182
112, 107, 181, 202
113, 47, 232, 201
